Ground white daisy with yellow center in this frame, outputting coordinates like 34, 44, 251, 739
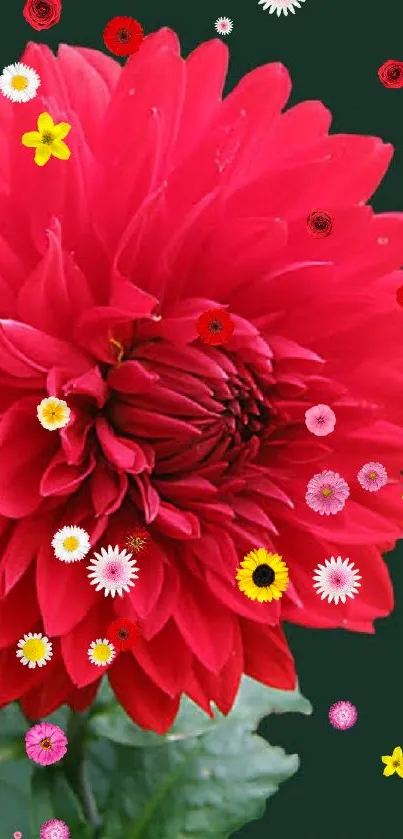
37, 396, 71, 431
16, 632, 53, 668
0, 62, 40, 103
258, 0, 306, 15
52, 525, 91, 563
88, 638, 116, 667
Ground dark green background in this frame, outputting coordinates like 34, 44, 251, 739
3, 0, 403, 836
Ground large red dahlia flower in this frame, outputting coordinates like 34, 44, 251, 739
1, 30, 403, 733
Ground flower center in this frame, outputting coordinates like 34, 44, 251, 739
22, 638, 46, 661
117, 27, 131, 43
63, 536, 79, 552
41, 132, 54, 145
329, 572, 345, 588
208, 319, 223, 333
368, 472, 377, 480
252, 564, 275, 587
42, 402, 64, 422
93, 643, 112, 662
117, 628, 129, 640
393, 759, 401, 767
11, 74, 28, 91
322, 487, 332, 497
389, 67, 401, 79
34, 0, 51, 14
40, 738, 52, 750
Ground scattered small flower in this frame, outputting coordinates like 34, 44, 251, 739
197, 308, 234, 346
22, 112, 71, 167
357, 461, 387, 492
382, 747, 403, 777
13, 833, 22, 839
328, 700, 358, 730
88, 638, 116, 667
23, 0, 62, 31
25, 722, 68, 766
52, 525, 90, 563
37, 396, 71, 430
306, 470, 350, 515
378, 60, 403, 89
236, 548, 289, 603
16, 632, 52, 668
103, 16, 144, 57
258, 0, 306, 15
87, 544, 139, 597
215, 17, 233, 35
313, 556, 361, 604
125, 528, 151, 555
307, 209, 333, 238
0, 62, 40, 103
40, 820, 70, 839
107, 617, 139, 651
305, 403, 336, 437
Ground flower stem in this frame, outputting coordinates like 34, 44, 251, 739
63, 709, 103, 838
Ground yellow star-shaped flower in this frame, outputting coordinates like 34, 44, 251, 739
382, 746, 403, 777
21, 111, 71, 167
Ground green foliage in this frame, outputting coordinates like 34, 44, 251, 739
0, 677, 311, 838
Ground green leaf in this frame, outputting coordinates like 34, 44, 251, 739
88, 677, 311, 839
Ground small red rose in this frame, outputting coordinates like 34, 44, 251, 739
103, 16, 144, 57
307, 209, 333, 239
197, 308, 234, 346
378, 60, 403, 89
107, 618, 139, 651
23, 0, 62, 31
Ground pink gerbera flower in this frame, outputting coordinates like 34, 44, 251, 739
357, 461, 388, 492
306, 470, 350, 515
305, 404, 336, 436
25, 722, 68, 766
40, 820, 70, 839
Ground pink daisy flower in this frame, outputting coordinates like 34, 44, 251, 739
40, 821, 70, 839
25, 722, 68, 766
328, 700, 358, 730
357, 461, 388, 492
306, 470, 350, 515
305, 403, 336, 437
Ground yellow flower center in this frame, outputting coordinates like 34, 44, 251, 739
63, 536, 79, 552
368, 472, 377, 480
11, 74, 28, 90
40, 738, 52, 750
42, 401, 66, 424
22, 638, 46, 662
322, 487, 332, 497
41, 131, 54, 145
93, 644, 112, 663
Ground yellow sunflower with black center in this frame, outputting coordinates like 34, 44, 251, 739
236, 548, 289, 602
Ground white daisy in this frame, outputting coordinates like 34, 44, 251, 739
0, 62, 40, 103
87, 638, 116, 667
52, 525, 91, 563
215, 17, 233, 35
313, 556, 362, 605
16, 632, 53, 669
87, 544, 139, 597
258, 0, 306, 15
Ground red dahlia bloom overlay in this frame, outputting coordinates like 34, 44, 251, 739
1, 31, 403, 733
197, 308, 234, 345
107, 618, 139, 651
378, 60, 403, 89
306, 209, 333, 239
23, 0, 61, 30
125, 528, 151, 554
103, 16, 144, 57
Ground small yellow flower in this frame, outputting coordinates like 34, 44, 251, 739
236, 548, 289, 603
21, 111, 71, 167
382, 747, 403, 777
37, 396, 71, 431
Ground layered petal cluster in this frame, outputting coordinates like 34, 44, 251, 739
0, 30, 403, 731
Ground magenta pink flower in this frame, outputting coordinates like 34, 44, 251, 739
305, 403, 336, 437
25, 722, 68, 766
357, 461, 388, 492
328, 700, 358, 730
306, 470, 350, 515
40, 820, 70, 839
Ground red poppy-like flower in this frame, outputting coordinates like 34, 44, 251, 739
307, 209, 333, 239
125, 528, 151, 554
23, 0, 61, 31
378, 59, 403, 89
107, 618, 139, 651
197, 309, 234, 345
103, 16, 144, 57
1, 32, 403, 734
